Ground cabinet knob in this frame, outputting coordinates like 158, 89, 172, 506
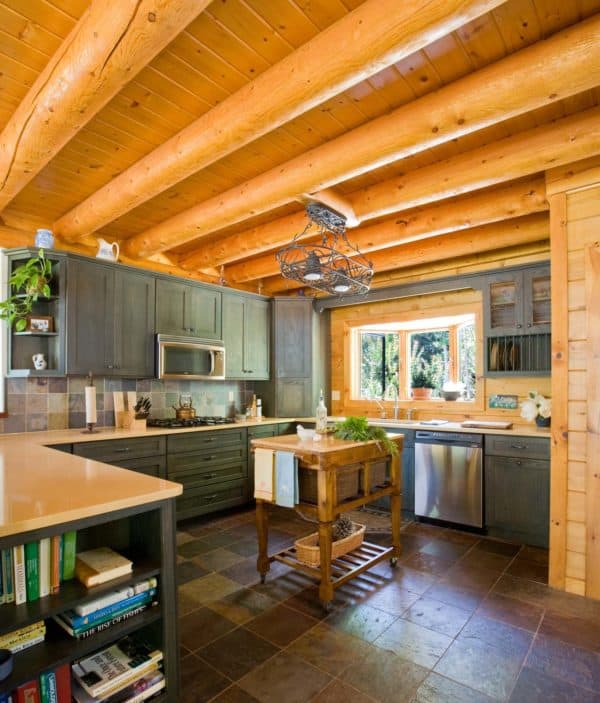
516, 460, 522, 466
511, 444, 526, 450
106, 364, 114, 369
203, 437, 216, 442
527, 323, 532, 327
516, 323, 522, 328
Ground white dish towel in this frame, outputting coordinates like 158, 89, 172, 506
254, 448, 275, 501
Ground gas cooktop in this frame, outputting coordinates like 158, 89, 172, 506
146, 416, 236, 429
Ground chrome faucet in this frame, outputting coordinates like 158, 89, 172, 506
387, 385, 400, 419
406, 407, 415, 421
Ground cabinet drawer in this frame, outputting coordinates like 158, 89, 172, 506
167, 428, 246, 454
168, 448, 247, 479
112, 455, 167, 479
176, 480, 248, 520
248, 424, 279, 439
169, 458, 247, 488
484, 434, 549, 460
73, 436, 166, 462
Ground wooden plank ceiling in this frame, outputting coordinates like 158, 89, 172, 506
0, 0, 599, 294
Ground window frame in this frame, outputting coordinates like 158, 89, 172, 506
345, 302, 484, 414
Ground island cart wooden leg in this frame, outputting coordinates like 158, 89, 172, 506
390, 451, 402, 567
255, 499, 270, 583
318, 520, 334, 609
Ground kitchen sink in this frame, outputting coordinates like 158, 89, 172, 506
370, 419, 420, 426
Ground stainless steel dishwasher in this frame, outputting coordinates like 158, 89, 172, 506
414, 431, 483, 528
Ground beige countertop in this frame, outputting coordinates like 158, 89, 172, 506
0, 431, 182, 539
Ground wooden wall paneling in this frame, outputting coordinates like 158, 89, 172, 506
567, 489, 586, 523
549, 190, 568, 590
568, 401, 587, 432
568, 460, 586, 492
584, 241, 600, 598
565, 577, 586, 596
568, 430, 587, 462
566, 549, 586, 581
568, 371, 587, 401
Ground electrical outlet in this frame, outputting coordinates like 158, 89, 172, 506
228, 391, 235, 402
331, 390, 340, 401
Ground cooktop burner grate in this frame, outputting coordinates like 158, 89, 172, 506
147, 416, 235, 428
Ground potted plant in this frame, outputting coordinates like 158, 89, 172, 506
410, 349, 437, 400
520, 391, 551, 427
0, 249, 53, 331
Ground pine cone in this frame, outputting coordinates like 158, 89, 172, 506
332, 514, 355, 541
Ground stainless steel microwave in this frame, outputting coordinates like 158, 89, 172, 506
156, 335, 225, 380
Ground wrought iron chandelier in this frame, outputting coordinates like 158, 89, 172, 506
276, 202, 373, 296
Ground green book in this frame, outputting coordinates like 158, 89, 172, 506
62, 531, 77, 581
2, 549, 13, 603
24, 541, 39, 602
39, 670, 57, 703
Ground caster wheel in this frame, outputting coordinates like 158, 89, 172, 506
260, 574, 266, 584
390, 557, 398, 568
323, 601, 333, 613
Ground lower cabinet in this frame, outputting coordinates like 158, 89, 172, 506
167, 428, 248, 520
73, 437, 166, 479
485, 434, 550, 547
368, 429, 414, 516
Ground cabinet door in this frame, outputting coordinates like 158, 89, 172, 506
485, 455, 549, 547
523, 266, 551, 333
66, 260, 115, 375
244, 299, 270, 379
401, 444, 415, 515
273, 298, 312, 377
189, 286, 221, 340
114, 269, 155, 377
276, 378, 312, 417
222, 294, 245, 377
155, 279, 186, 336
484, 272, 523, 335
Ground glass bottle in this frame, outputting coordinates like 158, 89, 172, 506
315, 389, 328, 432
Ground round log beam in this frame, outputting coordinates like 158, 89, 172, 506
0, 0, 208, 212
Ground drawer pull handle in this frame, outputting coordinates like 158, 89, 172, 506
516, 460, 522, 466
204, 438, 216, 442
203, 456, 218, 461
202, 473, 217, 479
115, 448, 131, 453
510, 444, 526, 450
206, 494, 218, 502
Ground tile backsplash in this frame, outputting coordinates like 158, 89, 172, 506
0, 377, 256, 434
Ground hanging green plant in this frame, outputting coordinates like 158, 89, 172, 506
333, 416, 398, 455
0, 249, 53, 332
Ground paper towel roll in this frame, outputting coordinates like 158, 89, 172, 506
85, 386, 97, 424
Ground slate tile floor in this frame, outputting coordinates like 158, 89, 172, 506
176, 507, 600, 702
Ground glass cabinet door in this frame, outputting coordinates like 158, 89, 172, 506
488, 277, 520, 332
527, 270, 551, 330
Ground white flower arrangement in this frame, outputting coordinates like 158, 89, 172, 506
520, 391, 551, 422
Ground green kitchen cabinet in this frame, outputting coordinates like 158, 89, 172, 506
485, 434, 549, 547
255, 297, 329, 417
66, 259, 155, 376
155, 278, 221, 340
222, 292, 269, 379
73, 436, 167, 478
369, 429, 414, 517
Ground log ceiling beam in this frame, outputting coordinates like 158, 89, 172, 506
0, 0, 208, 212
200, 176, 547, 280
54, 0, 504, 242
262, 213, 549, 295
120, 14, 600, 260
297, 189, 360, 228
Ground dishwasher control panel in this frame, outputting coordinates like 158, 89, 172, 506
415, 431, 483, 446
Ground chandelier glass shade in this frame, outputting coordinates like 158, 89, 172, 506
276, 202, 373, 296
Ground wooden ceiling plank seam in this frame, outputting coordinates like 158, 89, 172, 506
454, 9, 508, 70
490, 0, 543, 53
0, 28, 57, 69
530, 0, 579, 37
392, 50, 445, 100
0, 6, 64, 53
291, 0, 350, 31
185, 11, 274, 80
422, 32, 473, 84
0, 0, 79, 37
0, 0, 211, 212
119, 80, 202, 125
151, 51, 231, 107
121, 16, 600, 258
217, 176, 549, 282
242, 0, 321, 49
55, 0, 508, 242
107, 94, 193, 140
134, 65, 214, 116
0, 50, 40, 87
110, 86, 197, 136
207, 0, 297, 60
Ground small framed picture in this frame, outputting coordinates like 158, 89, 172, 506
26, 315, 54, 333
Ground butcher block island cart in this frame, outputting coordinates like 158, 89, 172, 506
251, 433, 403, 610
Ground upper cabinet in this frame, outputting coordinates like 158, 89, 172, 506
484, 264, 550, 375
155, 278, 221, 340
222, 292, 269, 380
66, 259, 155, 377
6, 249, 66, 377
484, 265, 550, 336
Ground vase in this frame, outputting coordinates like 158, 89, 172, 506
535, 416, 550, 428
412, 387, 433, 400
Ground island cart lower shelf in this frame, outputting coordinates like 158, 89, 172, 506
252, 433, 403, 609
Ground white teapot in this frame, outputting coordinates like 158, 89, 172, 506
96, 238, 120, 261
32, 353, 47, 370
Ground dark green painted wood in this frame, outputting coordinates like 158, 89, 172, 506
523, 265, 551, 334
155, 278, 221, 340
273, 298, 312, 378
275, 378, 312, 417
47, 443, 72, 453
485, 434, 549, 460
222, 293, 269, 379
73, 436, 166, 462
114, 269, 155, 377
485, 454, 549, 548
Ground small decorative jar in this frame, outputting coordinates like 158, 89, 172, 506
35, 228, 54, 249
535, 415, 551, 428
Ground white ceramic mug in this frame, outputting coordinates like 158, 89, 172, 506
32, 353, 47, 370
96, 238, 120, 261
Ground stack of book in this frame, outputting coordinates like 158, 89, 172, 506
52, 578, 157, 640
4, 662, 71, 703
71, 636, 165, 703
1, 531, 76, 605
0, 621, 45, 653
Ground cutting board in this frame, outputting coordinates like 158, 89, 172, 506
460, 420, 513, 429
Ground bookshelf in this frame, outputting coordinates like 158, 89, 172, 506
0, 499, 180, 701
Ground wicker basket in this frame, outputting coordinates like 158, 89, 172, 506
294, 522, 366, 567
298, 465, 360, 504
